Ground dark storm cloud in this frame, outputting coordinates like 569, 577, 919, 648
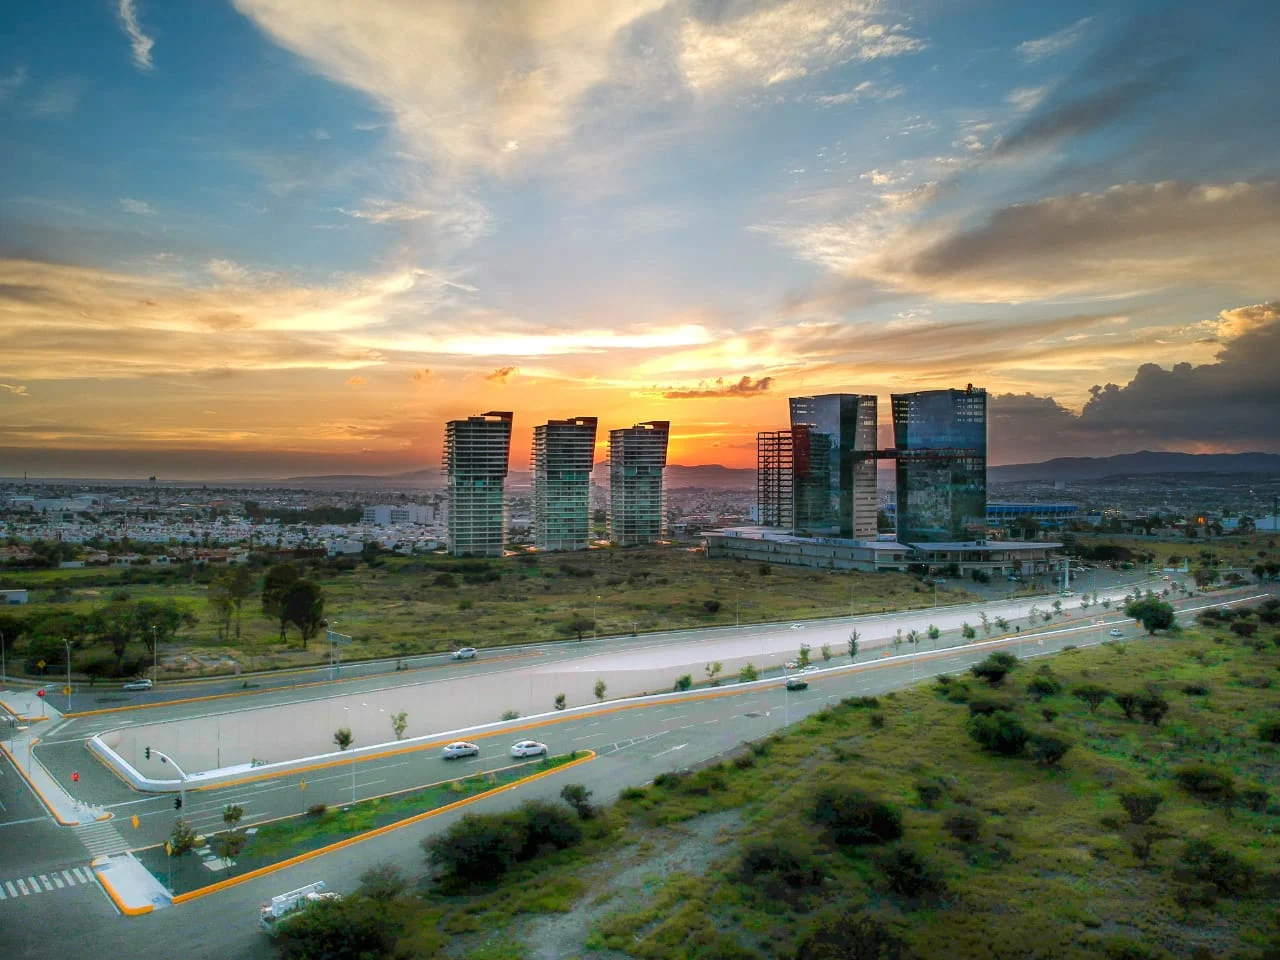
663, 375, 774, 399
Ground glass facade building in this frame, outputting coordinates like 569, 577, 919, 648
532, 417, 598, 552
608, 421, 669, 545
444, 411, 513, 557
891, 387, 987, 543
788, 394, 878, 539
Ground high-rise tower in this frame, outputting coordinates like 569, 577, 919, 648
444, 411, 513, 557
532, 417, 598, 552
788, 394, 878, 539
608, 421, 670, 545
891, 386, 987, 543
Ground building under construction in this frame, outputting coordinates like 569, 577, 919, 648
532, 417, 598, 552
756, 429, 794, 528
444, 411, 513, 557
608, 421, 670, 545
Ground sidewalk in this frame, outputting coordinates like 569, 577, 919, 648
0, 689, 109, 826
93, 853, 171, 916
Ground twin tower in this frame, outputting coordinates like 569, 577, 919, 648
443, 413, 669, 557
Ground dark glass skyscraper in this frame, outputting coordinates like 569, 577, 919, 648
444, 411, 513, 557
532, 417, 597, 552
608, 421, 670, 545
891, 387, 987, 543
788, 394, 878, 539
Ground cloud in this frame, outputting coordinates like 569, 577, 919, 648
1213, 301, 1279, 340
117, 0, 156, 72
485, 366, 517, 383
1005, 85, 1047, 112
988, 303, 1280, 460
338, 200, 432, 223
345, 375, 366, 386
1016, 16, 1091, 63
811, 79, 903, 106
680, 0, 923, 92
411, 368, 432, 382
0, 383, 29, 396
662, 375, 774, 399
795, 178, 1280, 304
30, 78, 82, 117
120, 197, 156, 216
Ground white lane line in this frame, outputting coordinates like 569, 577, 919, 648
62, 870, 76, 885
675, 723, 694, 730
571, 734, 595, 742
6, 881, 18, 897
52, 875, 64, 889
703, 719, 719, 725
73, 868, 89, 883
25, 877, 39, 894
40, 875, 53, 891
16, 879, 28, 895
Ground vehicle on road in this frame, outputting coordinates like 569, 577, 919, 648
1108, 628, 1124, 638
260, 881, 340, 930
510, 740, 548, 758
442, 741, 479, 759
800, 665, 820, 674
122, 678, 153, 691
789, 623, 805, 630
785, 677, 808, 691
785, 660, 800, 670
451, 647, 477, 660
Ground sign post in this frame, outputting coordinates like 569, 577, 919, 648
36, 688, 45, 717
326, 629, 352, 680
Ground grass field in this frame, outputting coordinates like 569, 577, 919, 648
1075, 532, 1278, 570
2, 547, 979, 675
324, 617, 1280, 960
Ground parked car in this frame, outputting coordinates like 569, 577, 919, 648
785, 677, 808, 691
442, 741, 479, 759
451, 647, 477, 660
510, 740, 548, 758
260, 882, 340, 930
1108, 628, 1124, 638
784, 660, 800, 670
122, 678, 153, 691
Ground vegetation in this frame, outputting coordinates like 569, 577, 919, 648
0, 547, 976, 677
266, 619, 1280, 960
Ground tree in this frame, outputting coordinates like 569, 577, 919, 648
1193, 566, 1218, 589
798, 643, 812, 669
269, 894, 400, 959
560, 783, 596, 820
1072, 684, 1110, 714
848, 630, 860, 659
333, 727, 353, 751
927, 625, 940, 642
821, 643, 833, 662
1029, 734, 1071, 766
906, 629, 920, 651
1114, 691, 1139, 720
91, 602, 137, 671
390, 710, 408, 740
1051, 600, 1062, 616
739, 662, 759, 683
562, 613, 595, 641
979, 612, 991, 636
1125, 597, 1176, 635
168, 818, 196, 856
222, 804, 244, 830
593, 678, 607, 702
554, 693, 566, 710
967, 711, 1030, 757
1138, 692, 1170, 726
970, 652, 1018, 686
1119, 790, 1163, 825
282, 579, 325, 648
705, 661, 723, 685
208, 576, 234, 641
961, 622, 976, 640
994, 616, 1009, 632
227, 565, 253, 641
213, 831, 248, 861
262, 563, 299, 624
357, 863, 407, 902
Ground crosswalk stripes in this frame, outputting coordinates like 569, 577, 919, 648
74, 820, 130, 857
0, 866, 94, 901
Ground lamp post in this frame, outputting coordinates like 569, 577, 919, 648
151, 625, 158, 686
593, 596, 600, 640
343, 705, 357, 805
1, 628, 6, 686
63, 638, 72, 712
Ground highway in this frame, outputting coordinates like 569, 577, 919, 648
1, 577, 1261, 959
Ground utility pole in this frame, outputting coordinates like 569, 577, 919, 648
151, 625, 158, 686
63, 638, 72, 713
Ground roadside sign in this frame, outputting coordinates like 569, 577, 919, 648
299, 780, 306, 791
63, 685, 72, 696
132, 815, 140, 829
326, 631, 353, 646
71, 771, 79, 783
37, 660, 45, 670
36, 689, 45, 699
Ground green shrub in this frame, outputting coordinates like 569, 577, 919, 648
869, 712, 886, 729
967, 696, 1015, 717
618, 786, 647, 801
737, 838, 824, 895
915, 782, 943, 809
270, 894, 401, 959
306, 803, 328, 817
1029, 734, 1071, 766
1180, 839, 1256, 896
809, 786, 903, 846
1181, 681, 1209, 696
970, 653, 1017, 685
844, 696, 880, 709
967, 711, 1030, 757
1072, 683, 1110, 714
878, 846, 944, 898
673, 674, 693, 692
943, 811, 982, 843
1173, 765, 1237, 803
794, 912, 907, 960
1258, 719, 1280, 743
1118, 790, 1162, 825
1027, 675, 1062, 699
1238, 787, 1270, 813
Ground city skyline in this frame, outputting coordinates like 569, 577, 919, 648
3, 0, 1279, 479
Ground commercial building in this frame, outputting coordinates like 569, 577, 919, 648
884, 501, 1078, 529
609, 421, 670, 545
532, 417, 598, 552
756, 429, 794, 529
361, 504, 432, 525
789, 394, 878, 539
891, 386, 988, 544
444, 411, 513, 557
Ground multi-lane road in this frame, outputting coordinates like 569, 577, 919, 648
1, 576, 1264, 959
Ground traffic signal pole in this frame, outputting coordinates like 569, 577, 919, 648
145, 746, 190, 813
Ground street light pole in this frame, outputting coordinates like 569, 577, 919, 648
593, 596, 600, 640
63, 638, 71, 713
151, 625, 158, 686
1, 628, 6, 686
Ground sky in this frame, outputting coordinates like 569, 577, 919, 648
1, 0, 1278, 479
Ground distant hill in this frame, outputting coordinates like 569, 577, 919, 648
991, 451, 1280, 482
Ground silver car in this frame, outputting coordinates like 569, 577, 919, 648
442, 741, 479, 759
510, 740, 548, 759
451, 647, 477, 660
122, 678, 153, 691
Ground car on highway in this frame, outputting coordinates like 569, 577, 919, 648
785, 677, 808, 691
1108, 628, 1124, 638
451, 647, 478, 660
122, 678, 153, 691
442, 741, 480, 759
789, 623, 805, 630
510, 739, 548, 758
785, 660, 800, 670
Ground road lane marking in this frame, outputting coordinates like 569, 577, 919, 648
5, 881, 16, 897
571, 734, 595, 741
703, 719, 719, 724
651, 743, 688, 759
62, 870, 75, 885
73, 868, 89, 883
41, 875, 53, 890
52, 875, 64, 889
16, 879, 28, 895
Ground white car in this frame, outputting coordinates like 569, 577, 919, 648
789, 623, 805, 630
510, 740, 548, 759
1108, 628, 1124, 638
122, 678, 153, 691
785, 660, 800, 670
451, 647, 477, 660
442, 741, 479, 760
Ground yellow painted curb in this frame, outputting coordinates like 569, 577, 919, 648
92, 857, 154, 917
170, 750, 596, 905
0, 740, 80, 826
63, 651, 541, 719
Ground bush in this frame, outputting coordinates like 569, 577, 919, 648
1118, 790, 1163, 825
878, 847, 944, 898
1072, 684, 1110, 714
967, 697, 1015, 717
738, 663, 759, 683
915, 782, 943, 809
1027, 675, 1062, 700
1173, 765, 1237, 803
673, 674, 693, 692
869, 713, 886, 729
1180, 839, 1256, 896
703, 599, 722, 614
560, 784, 596, 820
1029, 734, 1071, 766
967, 711, 1030, 757
737, 838, 824, 894
1258, 719, 1280, 743
1181, 681, 1209, 696
1114, 692, 1139, 720
1239, 787, 1270, 813
306, 803, 328, 817
943, 811, 982, 843
809, 786, 903, 846
517, 799, 583, 858
844, 696, 880, 709
794, 911, 908, 960
424, 800, 584, 885
1137, 693, 1170, 726
357, 863, 407, 901
270, 894, 400, 959
970, 652, 1018, 686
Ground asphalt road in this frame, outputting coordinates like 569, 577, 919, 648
2, 581, 1262, 960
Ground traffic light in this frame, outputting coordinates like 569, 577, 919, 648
173, 796, 183, 810
144, 746, 151, 760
